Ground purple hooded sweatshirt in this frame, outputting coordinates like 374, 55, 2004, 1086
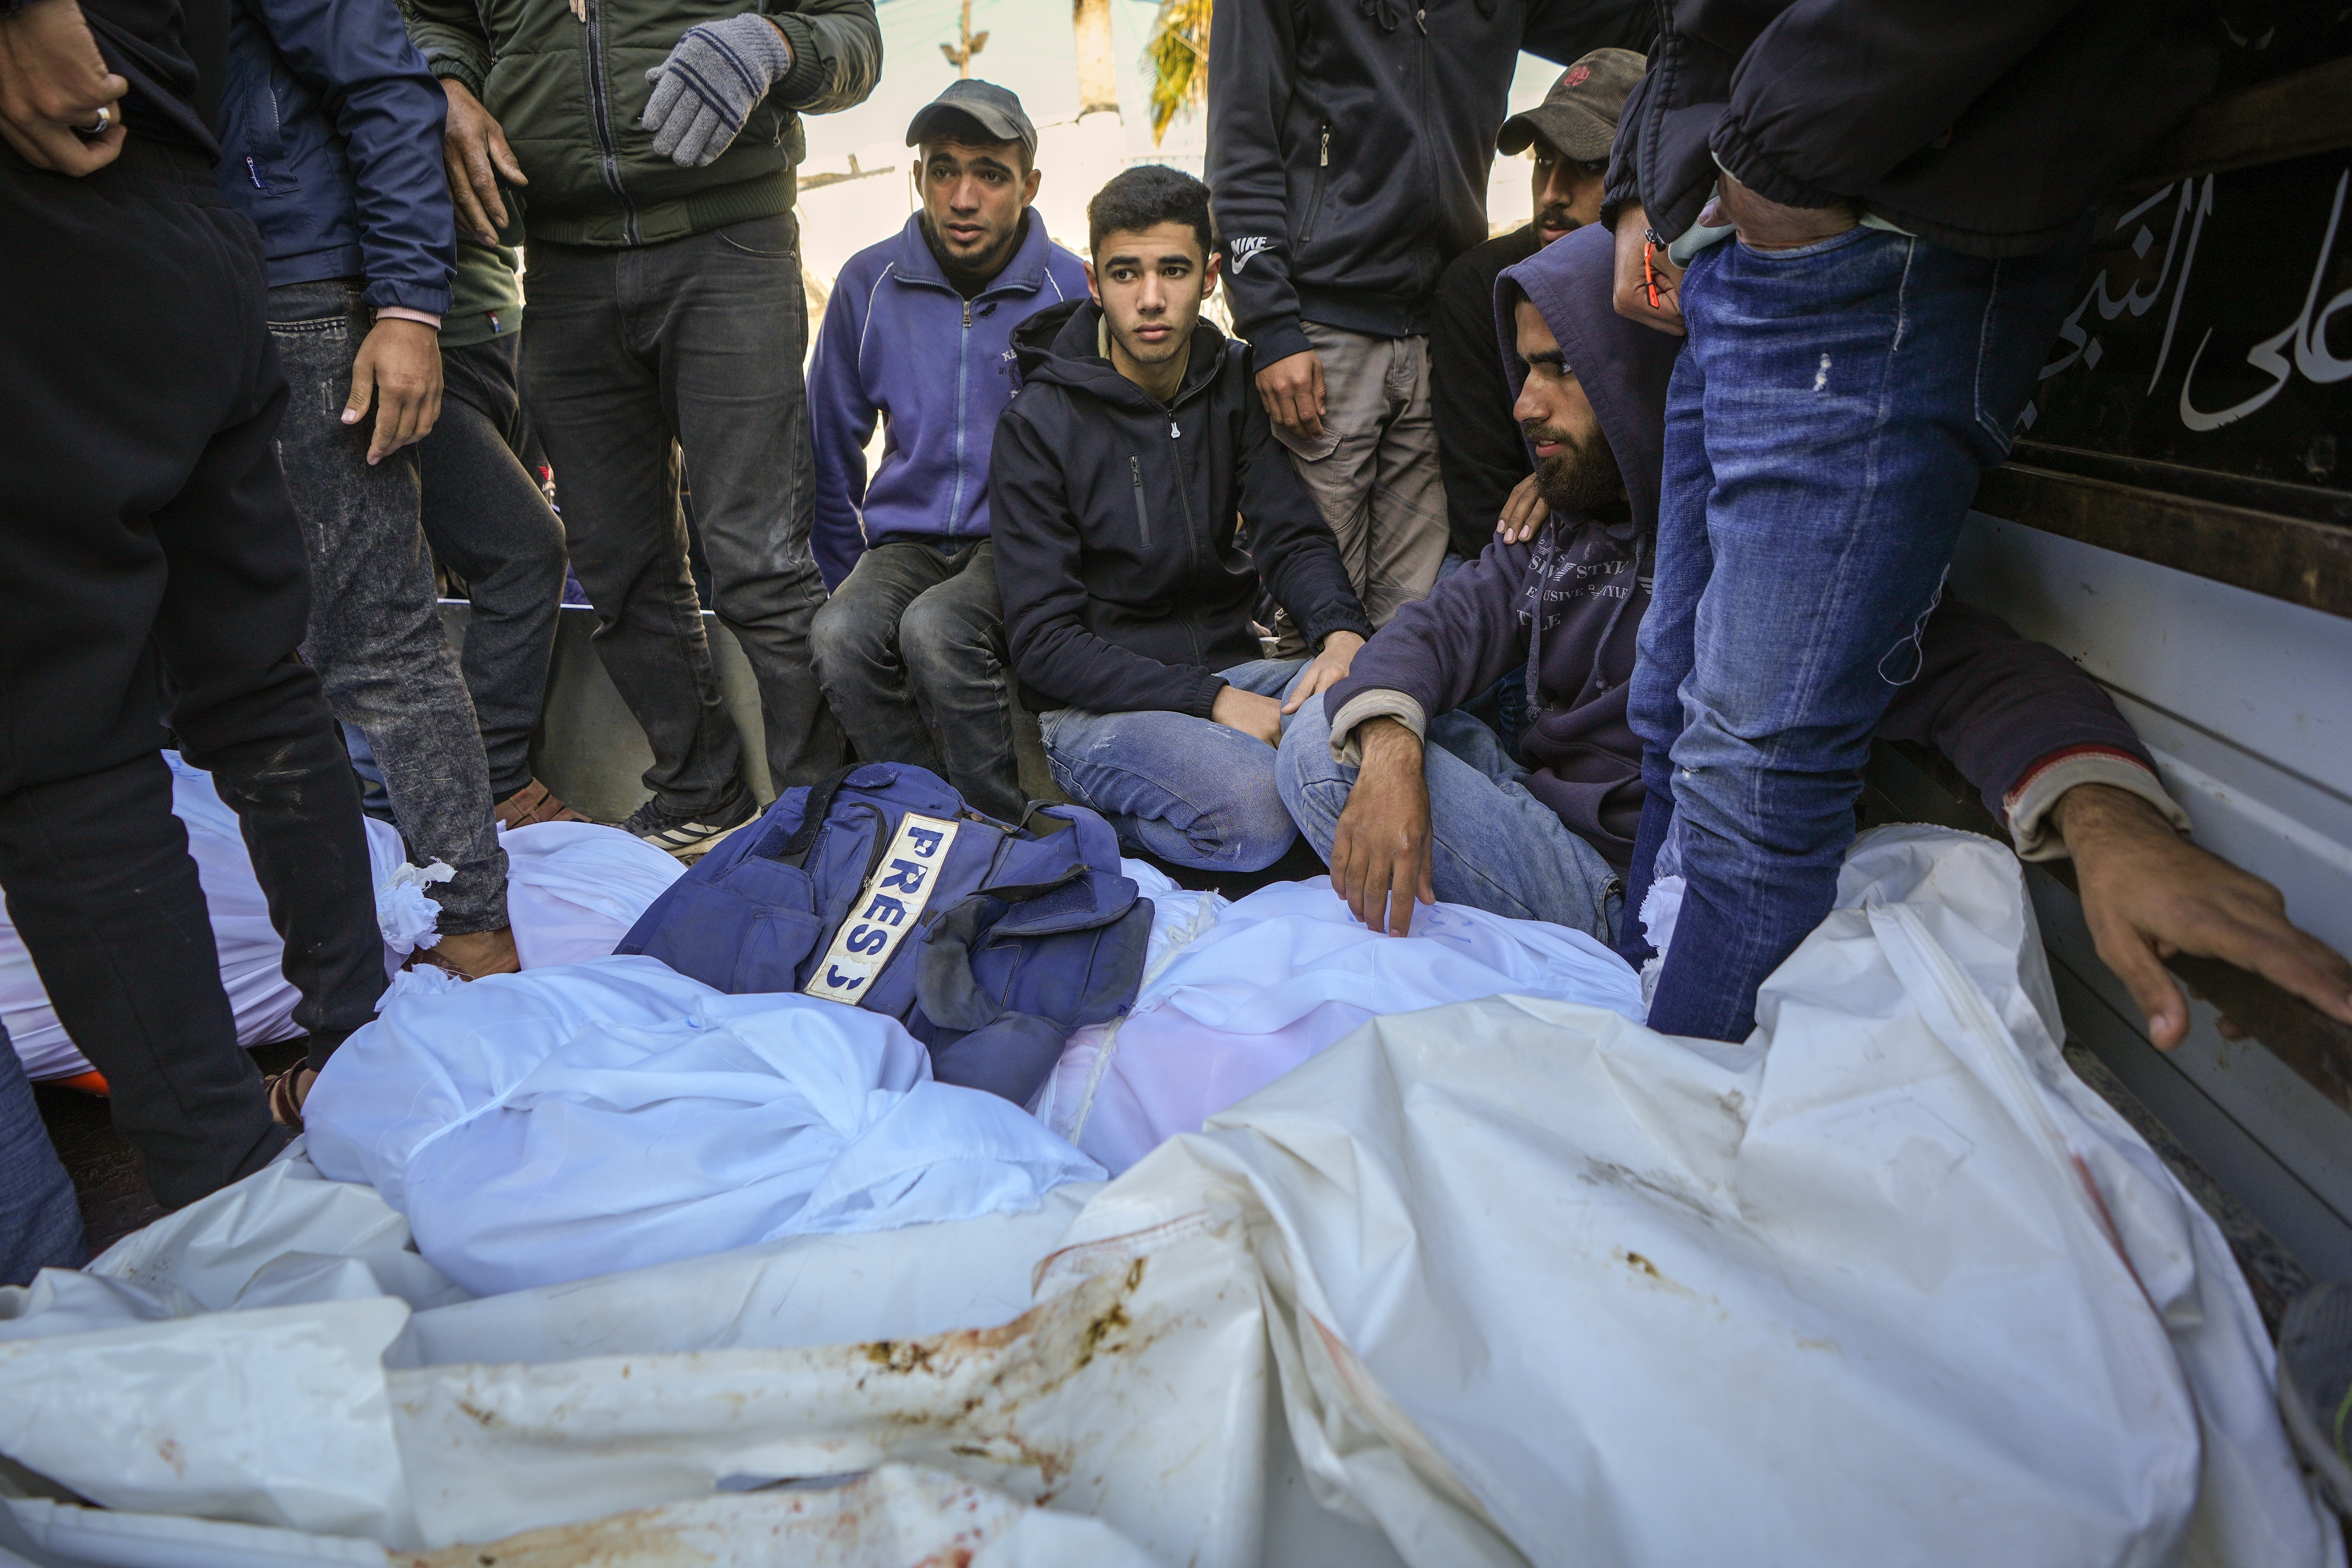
1323, 221, 2174, 871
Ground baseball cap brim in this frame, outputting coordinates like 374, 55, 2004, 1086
1497, 101, 1615, 163
906, 101, 1031, 153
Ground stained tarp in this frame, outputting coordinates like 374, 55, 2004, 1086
0, 828, 2331, 1568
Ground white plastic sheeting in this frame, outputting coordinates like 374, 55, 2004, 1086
302, 957, 1106, 1296
0, 755, 423, 1081
500, 820, 683, 969
0, 757, 681, 1082
1033, 875, 1643, 1173
0, 827, 2330, 1568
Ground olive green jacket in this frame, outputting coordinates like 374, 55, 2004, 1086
403, 0, 878, 248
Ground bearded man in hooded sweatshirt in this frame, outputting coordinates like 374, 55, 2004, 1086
1274, 223, 2352, 1066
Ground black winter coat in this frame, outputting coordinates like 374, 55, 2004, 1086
989, 300, 1374, 720
1205, 0, 1653, 364
1604, 0, 2216, 259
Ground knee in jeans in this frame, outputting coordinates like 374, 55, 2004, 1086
1192, 777, 1299, 873
899, 593, 999, 682
810, 593, 890, 677
1221, 806, 1299, 873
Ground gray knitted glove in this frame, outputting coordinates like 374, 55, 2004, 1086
641, 13, 792, 168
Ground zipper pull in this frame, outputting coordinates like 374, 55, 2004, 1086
1130, 456, 1143, 484
1416, 6, 1428, 32
963, 300, 972, 328
244, 155, 266, 189
1169, 420, 1180, 438
1319, 128, 1330, 168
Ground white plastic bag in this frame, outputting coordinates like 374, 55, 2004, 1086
0, 828, 2325, 1568
303, 957, 1105, 1296
1048, 825, 2334, 1568
2, 773, 681, 1083
1034, 878, 1643, 1173
498, 820, 682, 968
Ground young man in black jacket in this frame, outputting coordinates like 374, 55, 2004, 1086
1602, 1, 2219, 1043
1205, 0, 1652, 633
990, 166, 1373, 873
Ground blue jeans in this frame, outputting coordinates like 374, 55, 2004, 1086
1630, 226, 2086, 1041
1040, 660, 1306, 872
0, 1023, 82, 1286
1279, 699, 1620, 943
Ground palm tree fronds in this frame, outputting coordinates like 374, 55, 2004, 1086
1144, 0, 1212, 145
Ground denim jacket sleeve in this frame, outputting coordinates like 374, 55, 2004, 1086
258, 0, 454, 315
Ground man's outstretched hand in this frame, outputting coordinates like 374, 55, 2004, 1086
1330, 717, 1433, 937
0, 0, 126, 175
1210, 683, 1283, 749
1282, 630, 1363, 715
440, 78, 525, 246
2059, 782, 2352, 1049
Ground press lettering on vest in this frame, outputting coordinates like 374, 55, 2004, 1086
804, 813, 962, 1005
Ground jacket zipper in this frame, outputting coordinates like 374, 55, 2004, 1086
583, 0, 641, 244
948, 298, 973, 538
1129, 456, 1151, 550
1300, 125, 1331, 245
1171, 419, 1200, 569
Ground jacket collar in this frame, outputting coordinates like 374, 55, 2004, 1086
889, 209, 1054, 300
1015, 299, 1227, 413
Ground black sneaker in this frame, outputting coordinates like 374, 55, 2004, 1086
620, 791, 757, 863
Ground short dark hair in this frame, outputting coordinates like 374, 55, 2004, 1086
1087, 165, 1214, 262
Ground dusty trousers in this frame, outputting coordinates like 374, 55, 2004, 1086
267, 279, 510, 934
1272, 322, 1450, 632
418, 333, 568, 802
522, 213, 846, 814
0, 140, 386, 1208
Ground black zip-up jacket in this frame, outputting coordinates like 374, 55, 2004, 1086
1205, 0, 1652, 365
990, 300, 1374, 719
1603, 0, 2216, 259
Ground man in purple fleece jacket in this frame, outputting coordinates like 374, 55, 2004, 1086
807, 81, 1089, 822
1277, 221, 2352, 1051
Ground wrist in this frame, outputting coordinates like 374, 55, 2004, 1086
1359, 716, 1422, 768
2053, 781, 2171, 848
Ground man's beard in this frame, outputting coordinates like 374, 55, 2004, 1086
1527, 423, 1625, 515
922, 211, 1022, 285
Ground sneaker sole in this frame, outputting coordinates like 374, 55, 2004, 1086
645, 817, 752, 864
